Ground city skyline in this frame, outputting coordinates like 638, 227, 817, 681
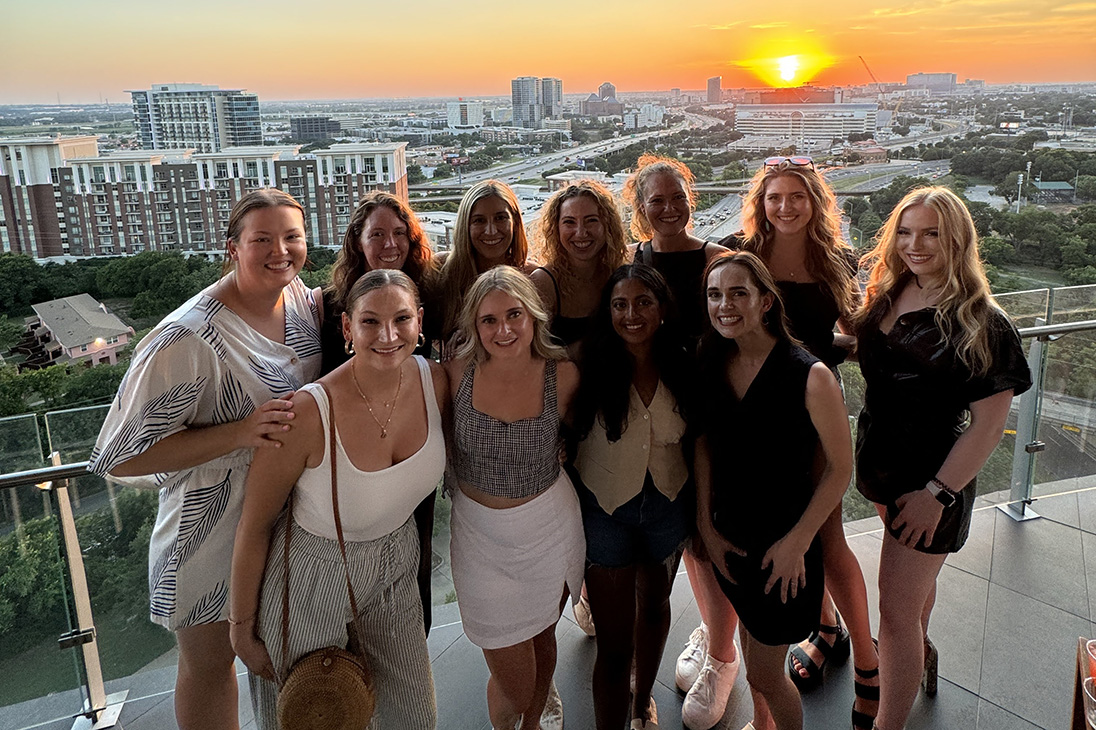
2, 0, 1095, 105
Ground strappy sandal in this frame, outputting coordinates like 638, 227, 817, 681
851, 663, 880, 730
922, 636, 938, 697
786, 619, 851, 691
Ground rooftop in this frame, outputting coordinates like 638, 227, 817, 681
31, 294, 131, 349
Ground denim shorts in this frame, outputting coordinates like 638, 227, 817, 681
573, 468, 693, 569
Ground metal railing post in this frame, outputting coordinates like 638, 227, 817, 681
1002, 322, 1046, 521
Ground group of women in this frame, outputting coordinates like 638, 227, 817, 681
90, 147, 1031, 730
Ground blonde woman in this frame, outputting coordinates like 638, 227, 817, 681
853, 187, 1030, 730
531, 180, 628, 351
445, 266, 582, 730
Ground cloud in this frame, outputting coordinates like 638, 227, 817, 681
1052, 2, 1096, 11
705, 21, 744, 29
871, 7, 929, 17
749, 21, 789, 28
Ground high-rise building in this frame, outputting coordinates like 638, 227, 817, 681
707, 76, 722, 104
290, 116, 342, 141
541, 78, 563, 120
0, 136, 408, 259
598, 82, 617, 101
511, 77, 543, 129
129, 83, 262, 153
905, 73, 957, 92
447, 101, 485, 130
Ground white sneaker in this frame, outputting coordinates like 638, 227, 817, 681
573, 594, 596, 637
540, 680, 564, 730
675, 623, 709, 693
681, 653, 740, 730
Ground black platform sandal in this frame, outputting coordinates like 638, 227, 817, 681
851, 663, 880, 730
786, 618, 851, 691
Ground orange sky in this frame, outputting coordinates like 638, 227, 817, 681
2, 0, 1094, 104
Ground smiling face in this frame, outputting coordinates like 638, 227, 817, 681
558, 194, 607, 264
341, 284, 423, 370
468, 195, 515, 267
895, 204, 945, 285
475, 289, 533, 359
763, 173, 813, 237
610, 277, 662, 352
706, 262, 773, 340
359, 206, 410, 271
638, 171, 691, 237
228, 205, 307, 293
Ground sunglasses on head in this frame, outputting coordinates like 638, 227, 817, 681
764, 156, 815, 169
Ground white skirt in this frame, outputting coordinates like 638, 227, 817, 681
450, 472, 585, 650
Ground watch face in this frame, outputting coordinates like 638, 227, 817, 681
934, 489, 956, 508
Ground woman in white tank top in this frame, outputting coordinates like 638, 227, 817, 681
229, 270, 449, 729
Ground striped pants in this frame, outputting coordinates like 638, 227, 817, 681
249, 515, 436, 729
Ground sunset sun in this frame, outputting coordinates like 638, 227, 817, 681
778, 55, 799, 82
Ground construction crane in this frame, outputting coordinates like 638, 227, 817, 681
859, 55, 903, 132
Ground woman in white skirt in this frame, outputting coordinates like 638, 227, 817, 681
445, 266, 583, 730
230, 269, 446, 729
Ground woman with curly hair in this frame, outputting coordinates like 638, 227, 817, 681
725, 157, 878, 729
853, 187, 1030, 730
531, 180, 628, 352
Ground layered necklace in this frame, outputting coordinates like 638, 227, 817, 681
350, 362, 403, 438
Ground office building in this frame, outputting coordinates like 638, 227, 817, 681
0, 136, 408, 259
598, 82, 617, 101
447, 101, 485, 130
707, 76, 722, 104
905, 73, 957, 93
290, 116, 342, 141
541, 78, 563, 120
734, 103, 879, 143
511, 76, 543, 129
129, 83, 262, 153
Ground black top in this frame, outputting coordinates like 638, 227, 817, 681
320, 289, 435, 376
535, 267, 594, 348
719, 233, 854, 367
855, 302, 1032, 502
633, 241, 710, 347
702, 339, 820, 555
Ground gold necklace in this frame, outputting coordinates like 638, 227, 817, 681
350, 363, 403, 438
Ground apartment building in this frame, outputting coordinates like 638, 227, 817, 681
129, 83, 262, 153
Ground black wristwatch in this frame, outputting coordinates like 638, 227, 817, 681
925, 478, 957, 508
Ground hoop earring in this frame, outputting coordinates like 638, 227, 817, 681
417, 332, 426, 347
344, 339, 354, 355
763, 219, 772, 233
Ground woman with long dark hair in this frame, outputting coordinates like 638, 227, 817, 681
853, 187, 1030, 729
569, 264, 694, 730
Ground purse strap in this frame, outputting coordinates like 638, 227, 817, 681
279, 382, 363, 685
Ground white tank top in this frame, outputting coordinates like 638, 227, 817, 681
293, 356, 445, 542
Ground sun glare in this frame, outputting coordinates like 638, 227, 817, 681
778, 56, 799, 82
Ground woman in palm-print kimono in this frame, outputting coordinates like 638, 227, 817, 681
90, 189, 322, 730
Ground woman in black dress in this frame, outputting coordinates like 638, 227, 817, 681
853, 187, 1030, 730
696, 251, 851, 730
726, 157, 877, 729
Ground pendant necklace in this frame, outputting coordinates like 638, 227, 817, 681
351, 363, 403, 438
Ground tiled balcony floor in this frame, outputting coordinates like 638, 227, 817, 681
8, 484, 1094, 730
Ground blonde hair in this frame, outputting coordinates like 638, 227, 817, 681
854, 186, 1000, 376
439, 180, 529, 336
739, 162, 858, 318
452, 266, 565, 365
621, 154, 696, 241
537, 180, 627, 299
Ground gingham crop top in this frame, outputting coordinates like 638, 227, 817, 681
453, 358, 561, 498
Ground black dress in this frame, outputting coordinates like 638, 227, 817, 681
856, 302, 1031, 553
633, 241, 710, 348
702, 338, 824, 646
534, 267, 594, 348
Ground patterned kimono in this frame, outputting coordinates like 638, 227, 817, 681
90, 277, 321, 630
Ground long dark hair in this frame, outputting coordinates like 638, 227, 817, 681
571, 264, 694, 443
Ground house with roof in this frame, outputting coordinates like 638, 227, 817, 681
14, 294, 134, 369
1031, 180, 1074, 204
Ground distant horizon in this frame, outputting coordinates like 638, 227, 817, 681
3, 0, 1094, 105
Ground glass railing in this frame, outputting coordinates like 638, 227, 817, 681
0, 284, 1093, 728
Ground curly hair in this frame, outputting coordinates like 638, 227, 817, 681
738, 161, 858, 319
536, 180, 628, 300
853, 186, 1000, 376
327, 191, 435, 312
621, 154, 696, 241
438, 180, 530, 337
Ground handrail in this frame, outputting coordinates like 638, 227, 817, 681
1017, 319, 1096, 340
0, 461, 90, 490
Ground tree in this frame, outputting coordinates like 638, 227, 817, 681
993, 171, 1025, 204
0, 316, 22, 352
432, 164, 453, 180
0, 254, 46, 316
858, 210, 884, 240
407, 164, 426, 185
1076, 175, 1096, 202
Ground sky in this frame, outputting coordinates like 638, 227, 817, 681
2, 0, 1095, 105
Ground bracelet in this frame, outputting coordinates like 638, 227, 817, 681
227, 614, 256, 627
929, 477, 953, 493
